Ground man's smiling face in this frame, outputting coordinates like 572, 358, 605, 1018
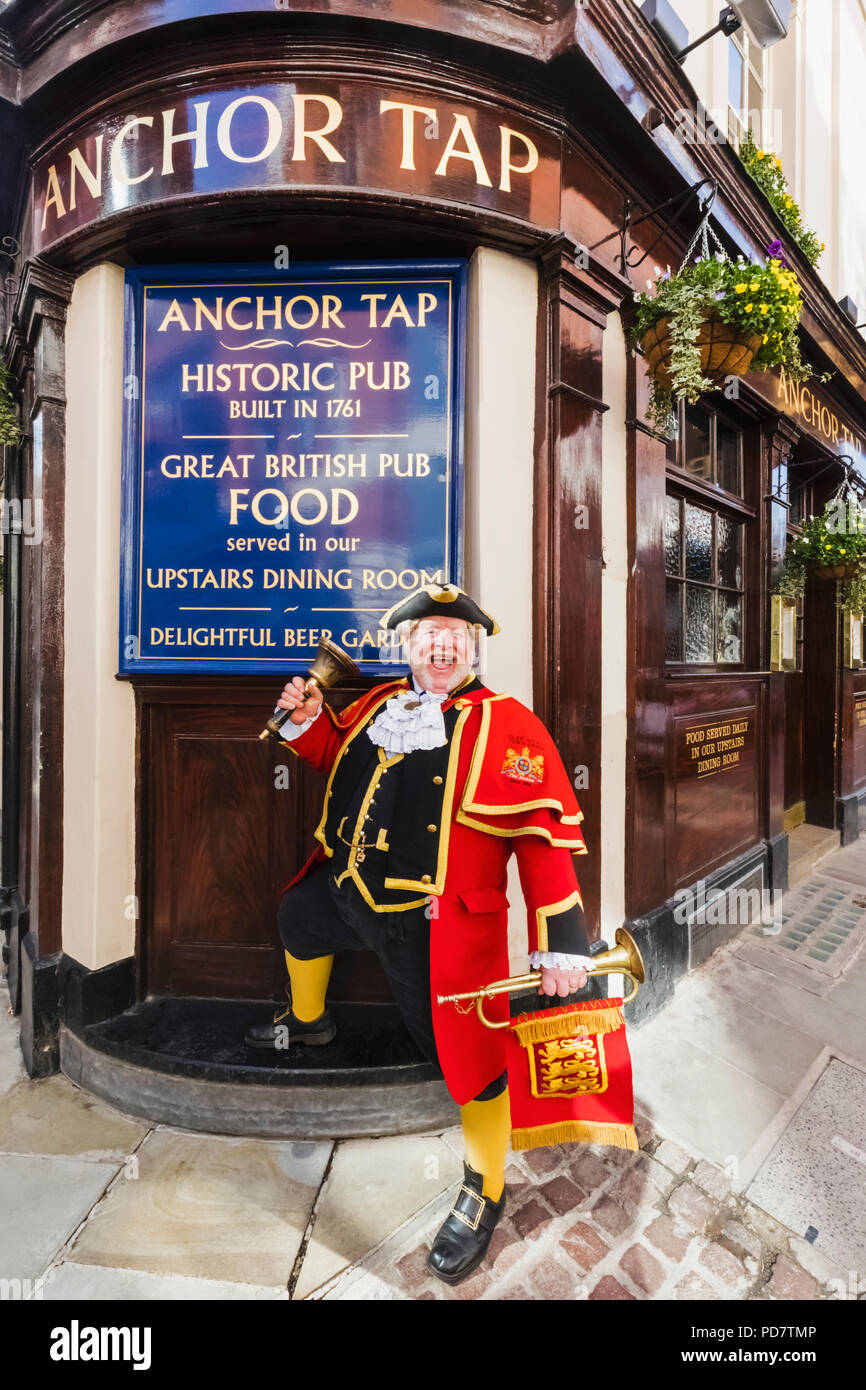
407, 617, 476, 694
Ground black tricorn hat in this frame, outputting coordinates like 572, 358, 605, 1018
383, 583, 500, 635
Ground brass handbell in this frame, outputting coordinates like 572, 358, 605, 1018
258, 637, 361, 740
436, 928, 646, 1028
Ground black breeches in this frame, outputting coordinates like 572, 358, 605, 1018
278, 860, 507, 1103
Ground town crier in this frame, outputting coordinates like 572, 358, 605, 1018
248, 583, 593, 1284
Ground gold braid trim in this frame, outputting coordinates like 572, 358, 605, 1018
511, 1121, 638, 1152
512, 1005, 625, 1046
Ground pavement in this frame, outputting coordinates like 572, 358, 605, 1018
2, 837, 866, 1302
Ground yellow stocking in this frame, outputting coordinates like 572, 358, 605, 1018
284, 949, 333, 1023
459, 1088, 511, 1200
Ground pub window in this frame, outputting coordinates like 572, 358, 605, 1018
668, 402, 744, 498
665, 402, 747, 666
665, 495, 745, 664
727, 34, 766, 147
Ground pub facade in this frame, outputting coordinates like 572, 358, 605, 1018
2, 0, 865, 1134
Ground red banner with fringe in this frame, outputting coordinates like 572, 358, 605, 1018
506, 996, 638, 1152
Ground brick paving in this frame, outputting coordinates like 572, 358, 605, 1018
317, 1113, 848, 1300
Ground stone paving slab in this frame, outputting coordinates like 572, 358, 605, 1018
35, 1263, 288, 1300
293, 1134, 463, 1298
710, 951, 866, 1067
627, 1015, 785, 1166
747, 1058, 866, 1274
67, 1127, 332, 1287
650, 974, 825, 1096
0, 1073, 150, 1161
0, 1153, 120, 1284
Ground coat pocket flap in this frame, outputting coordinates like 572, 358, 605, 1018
458, 887, 510, 914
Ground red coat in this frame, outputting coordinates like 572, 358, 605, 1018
281, 678, 588, 1105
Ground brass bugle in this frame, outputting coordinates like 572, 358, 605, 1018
436, 928, 645, 1029
258, 637, 362, 740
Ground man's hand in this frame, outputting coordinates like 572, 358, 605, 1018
277, 676, 324, 726
539, 965, 588, 997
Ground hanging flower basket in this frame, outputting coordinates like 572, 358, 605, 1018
774, 493, 866, 611
632, 224, 816, 433
641, 309, 763, 394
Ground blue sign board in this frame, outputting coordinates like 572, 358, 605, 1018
119, 260, 465, 674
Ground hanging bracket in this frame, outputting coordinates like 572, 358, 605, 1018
588, 178, 717, 278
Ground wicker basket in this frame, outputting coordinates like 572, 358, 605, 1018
641, 310, 763, 393
816, 562, 864, 580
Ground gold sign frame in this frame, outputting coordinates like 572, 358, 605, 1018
770, 594, 797, 672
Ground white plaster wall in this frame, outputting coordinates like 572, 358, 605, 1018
465, 247, 535, 709
601, 313, 629, 954
465, 248, 537, 972
63, 263, 136, 969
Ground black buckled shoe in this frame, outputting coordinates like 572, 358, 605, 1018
244, 992, 336, 1050
426, 1162, 506, 1285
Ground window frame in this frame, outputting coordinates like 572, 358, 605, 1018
727, 31, 767, 149
664, 400, 752, 671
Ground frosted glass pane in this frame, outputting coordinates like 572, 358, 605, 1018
685, 503, 713, 581
685, 584, 714, 662
665, 496, 681, 576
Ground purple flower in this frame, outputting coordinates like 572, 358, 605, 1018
714, 290, 726, 300
767, 240, 788, 267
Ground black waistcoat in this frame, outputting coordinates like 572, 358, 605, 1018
316, 688, 479, 910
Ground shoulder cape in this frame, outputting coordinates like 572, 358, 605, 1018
455, 695, 586, 851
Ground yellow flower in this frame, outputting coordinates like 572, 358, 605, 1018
763, 334, 768, 343
750, 281, 760, 291
841, 549, 847, 555
784, 196, 792, 206
757, 149, 765, 159
825, 543, 832, 550
745, 303, 753, 312
735, 283, 747, 293
760, 304, 769, 313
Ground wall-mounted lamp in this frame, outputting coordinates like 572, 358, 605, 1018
838, 295, 859, 325
642, 0, 791, 64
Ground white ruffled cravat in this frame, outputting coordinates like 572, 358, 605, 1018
366, 685, 448, 755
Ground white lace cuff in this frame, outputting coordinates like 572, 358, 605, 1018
530, 951, 594, 971
275, 705, 321, 740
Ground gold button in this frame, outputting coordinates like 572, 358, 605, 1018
421, 874, 432, 884
433, 776, 443, 785
427, 823, 437, 833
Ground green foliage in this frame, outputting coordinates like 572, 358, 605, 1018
0, 356, 20, 450
633, 253, 812, 433
737, 130, 824, 268
774, 499, 866, 609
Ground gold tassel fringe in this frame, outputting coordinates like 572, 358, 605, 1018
511, 1121, 639, 1152
512, 1004, 624, 1046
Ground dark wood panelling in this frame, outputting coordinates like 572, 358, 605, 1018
670, 689, 761, 888
803, 574, 839, 828
624, 349, 668, 920
139, 680, 393, 1001
533, 238, 623, 942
